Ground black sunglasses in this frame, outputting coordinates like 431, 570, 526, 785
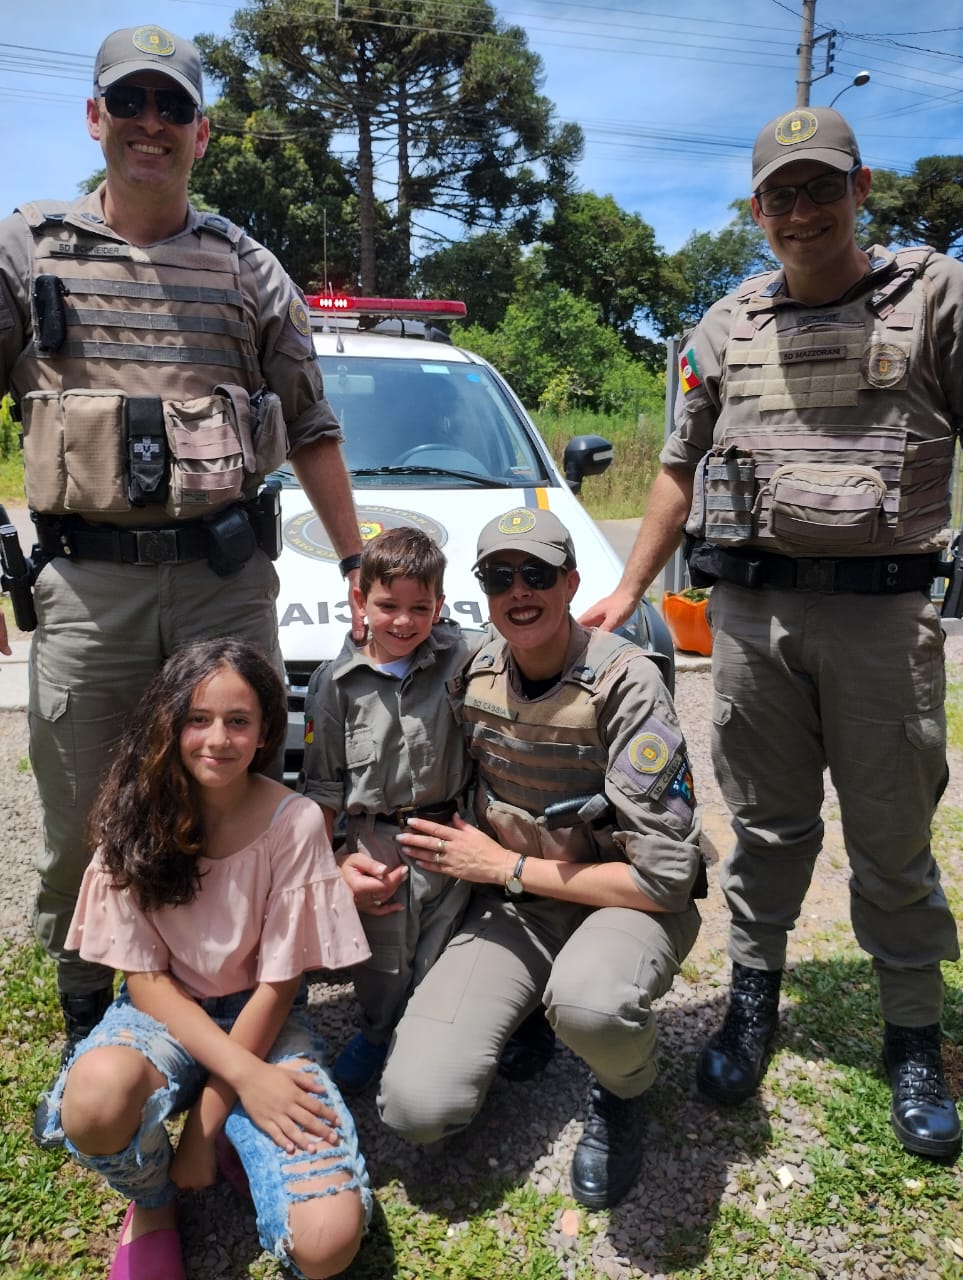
754, 163, 860, 217
101, 83, 199, 127
474, 559, 561, 596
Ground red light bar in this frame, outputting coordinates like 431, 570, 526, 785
304, 294, 466, 320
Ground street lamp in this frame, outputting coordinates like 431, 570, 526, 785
829, 71, 871, 109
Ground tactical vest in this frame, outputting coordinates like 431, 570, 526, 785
13, 201, 287, 523
686, 247, 956, 557
462, 629, 637, 863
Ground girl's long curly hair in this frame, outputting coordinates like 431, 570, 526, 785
87, 637, 287, 913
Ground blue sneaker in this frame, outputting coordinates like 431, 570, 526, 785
334, 1033, 389, 1093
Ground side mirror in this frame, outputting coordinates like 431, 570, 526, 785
563, 434, 613, 495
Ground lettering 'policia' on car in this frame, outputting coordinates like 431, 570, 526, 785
270, 294, 675, 779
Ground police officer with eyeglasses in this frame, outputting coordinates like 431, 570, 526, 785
581, 107, 963, 1161
0, 24, 364, 1145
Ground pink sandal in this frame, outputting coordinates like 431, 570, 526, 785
215, 1131, 252, 1200
107, 1202, 184, 1280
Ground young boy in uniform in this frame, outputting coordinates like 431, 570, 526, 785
299, 526, 480, 1090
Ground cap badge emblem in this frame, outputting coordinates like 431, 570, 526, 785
774, 108, 818, 148
497, 508, 537, 536
132, 27, 176, 57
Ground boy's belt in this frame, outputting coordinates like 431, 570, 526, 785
378, 799, 461, 828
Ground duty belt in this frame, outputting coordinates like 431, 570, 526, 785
33, 502, 264, 568
687, 542, 940, 595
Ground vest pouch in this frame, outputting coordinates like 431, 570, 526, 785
250, 389, 288, 475
62, 390, 129, 513
213, 384, 256, 474
763, 463, 889, 552
702, 447, 757, 545
164, 393, 245, 519
475, 792, 543, 860
21, 390, 67, 512
476, 791, 598, 863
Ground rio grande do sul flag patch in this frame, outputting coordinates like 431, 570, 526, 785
680, 348, 702, 392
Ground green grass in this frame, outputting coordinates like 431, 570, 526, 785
0, 454, 25, 507
947, 677, 963, 752
0, 944, 117, 1277
3, 934, 960, 1278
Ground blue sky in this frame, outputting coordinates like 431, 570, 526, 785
2, 0, 961, 258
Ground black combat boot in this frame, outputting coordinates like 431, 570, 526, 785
31, 987, 114, 1149
497, 1006, 556, 1082
696, 963, 782, 1106
883, 1023, 962, 1160
569, 1077, 645, 1209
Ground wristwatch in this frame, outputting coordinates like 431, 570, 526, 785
339, 553, 362, 578
505, 854, 527, 898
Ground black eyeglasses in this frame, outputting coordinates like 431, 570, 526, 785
101, 84, 199, 127
754, 163, 860, 217
474, 559, 561, 596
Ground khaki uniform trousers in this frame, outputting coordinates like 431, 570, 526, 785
378, 888, 700, 1144
29, 550, 283, 995
709, 581, 959, 1025
345, 815, 470, 1042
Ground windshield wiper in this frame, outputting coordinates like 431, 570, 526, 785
350, 466, 518, 488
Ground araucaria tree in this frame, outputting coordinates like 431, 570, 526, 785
200, 0, 582, 291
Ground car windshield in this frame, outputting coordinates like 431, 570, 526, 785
316, 355, 553, 488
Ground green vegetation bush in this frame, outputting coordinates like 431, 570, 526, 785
0, 396, 18, 459
0, 396, 24, 504
535, 407, 663, 519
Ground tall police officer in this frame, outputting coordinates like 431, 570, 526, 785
0, 25, 364, 1142
385, 507, 703, 1209
581, 107, 962, 1161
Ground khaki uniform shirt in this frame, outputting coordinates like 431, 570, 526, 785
301, 619, 485, 817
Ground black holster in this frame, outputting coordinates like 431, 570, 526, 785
0, 504, 39, 631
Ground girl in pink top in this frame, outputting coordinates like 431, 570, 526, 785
39, 638, 373, 1280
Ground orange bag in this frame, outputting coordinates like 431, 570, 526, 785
661, 589, 713, 655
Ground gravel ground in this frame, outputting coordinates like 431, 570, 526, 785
2, 640, 962, 1278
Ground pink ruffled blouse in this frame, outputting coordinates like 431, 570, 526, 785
66, 793, 370, 1000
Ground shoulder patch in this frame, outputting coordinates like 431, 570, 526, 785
628, 732, 670, 774
289, 294, 311, 337
679, 347, 702, 392
615, 716, 683, 793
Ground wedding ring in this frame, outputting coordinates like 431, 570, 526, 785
437, 838, 446, 853
372, 897, 383, 907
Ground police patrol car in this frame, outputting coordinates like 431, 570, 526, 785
273, 295, 674, 774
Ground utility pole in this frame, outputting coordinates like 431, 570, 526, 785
796, 0, 816, 106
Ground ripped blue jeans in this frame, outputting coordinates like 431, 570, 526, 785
42, 986, 373, 1276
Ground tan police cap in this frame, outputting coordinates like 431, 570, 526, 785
94, 26, 203, 106
752, 107, 860, 189
474, 507, 577, 569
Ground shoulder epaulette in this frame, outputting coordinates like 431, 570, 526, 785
567, 630, 638, 688
869, 245, 935, 317
197, 212, 243, 246
733, 268, 783, 305
16, 201, 71, 229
